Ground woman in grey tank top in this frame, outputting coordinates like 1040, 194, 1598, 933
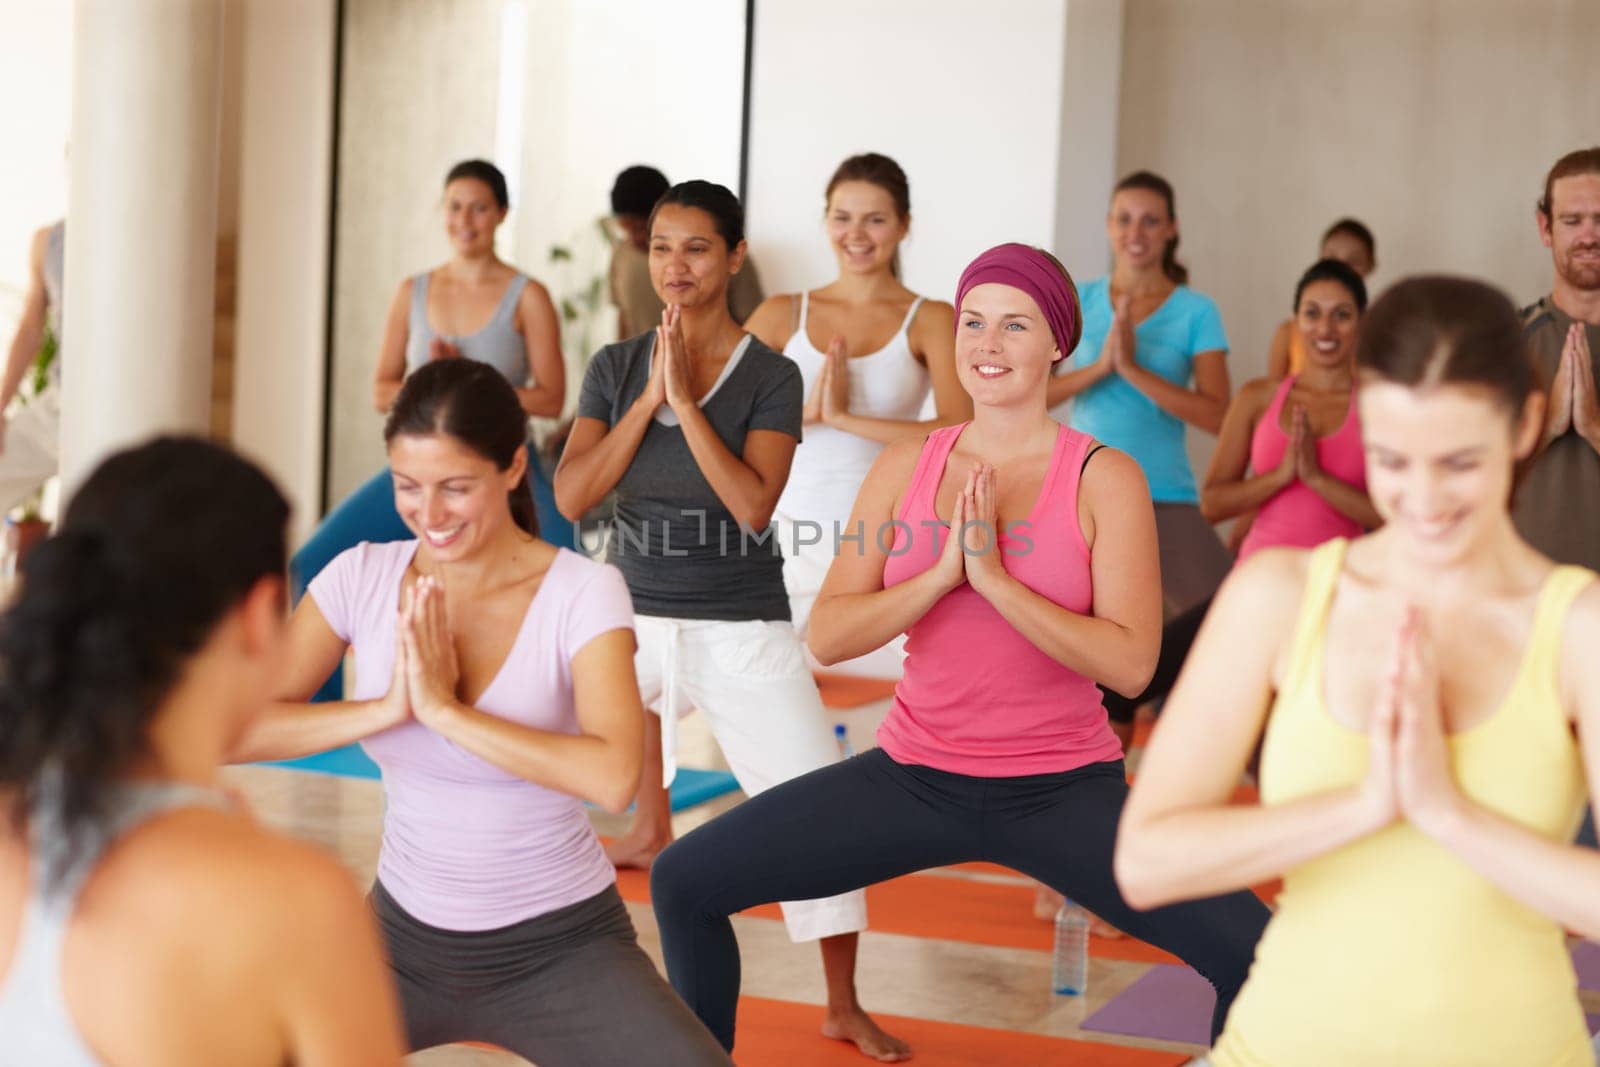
0, 438, 403, 1066
292, 161, 575, 700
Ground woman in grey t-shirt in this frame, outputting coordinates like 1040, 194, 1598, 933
555, 181, 908, 1062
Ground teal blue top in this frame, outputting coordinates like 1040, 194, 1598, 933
1052, 277, 1228, 503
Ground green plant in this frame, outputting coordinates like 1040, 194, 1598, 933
12, 324, 58, 523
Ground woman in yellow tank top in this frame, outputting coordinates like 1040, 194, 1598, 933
1117, 276, 1600, 1067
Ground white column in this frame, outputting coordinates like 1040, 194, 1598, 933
232, 0, 336, 546
60, 0, 223, 496
1053, 0, 1125, 281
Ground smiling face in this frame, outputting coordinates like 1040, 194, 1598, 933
649, 203, 745, 310
443, 177, 506, 257
1359, 381, 1540, 565
956, 283, 1060, 407
1107, 188, 1176, 273
388, 432, 525, 562
1540, 173, 1600, 292
1296, 279, 1362, 370
825, 180, 908, 276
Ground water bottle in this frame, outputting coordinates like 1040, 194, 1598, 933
1052, 900, 1089, 995
834, 723, 854, 759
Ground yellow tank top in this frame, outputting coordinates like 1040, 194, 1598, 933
1213, 539, 1596, 1067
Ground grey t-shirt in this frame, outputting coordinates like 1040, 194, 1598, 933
1513, 297, 1600, 572
576, 330, 802, 620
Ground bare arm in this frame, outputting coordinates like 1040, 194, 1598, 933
271, 846, 407, 1065
1119, 349, 1231, 434
809, 438, 959, 666
1397, 582, 1600, 940
552, 345, 663, 520
1045, 337, 1116, 409
826, 302, 971, 443
1200, 379, 1290, 522
742, 293, 798, 352
512, 279, 566, 417
676, 411, 796, 532
0, 227, 50, 413
229, 594, 406, 762
409, 627, 645, 813
1115, 550, 1394, 909
964, 449, 1162, 695
371, 279, 412, 412
1265, 319, 1293, 380
1302, 466, 1382, 529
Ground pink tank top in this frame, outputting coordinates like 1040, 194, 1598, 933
877, 423, 1124, 776
1237, 377, 1366, 561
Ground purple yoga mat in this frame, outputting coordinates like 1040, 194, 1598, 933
1081, 964, 1214, 1046
1573, 941, 1600, 991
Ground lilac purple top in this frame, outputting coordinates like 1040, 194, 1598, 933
309, 541, 634, 931
877, 423, 1124, 777
1237, 377, 1366, 562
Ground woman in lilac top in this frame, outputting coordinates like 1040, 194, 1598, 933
235, 360, 729, 1065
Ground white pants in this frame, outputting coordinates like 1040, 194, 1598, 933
634, 614, 869, 943
0, 386, 59, 516
778, 522, 907, 680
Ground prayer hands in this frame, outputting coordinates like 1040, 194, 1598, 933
429, 337, 462, 361
401, 575, 462, 730
1106, 293, 1137, 377
962, 463, 1009, 599
659, 304, 696, 412
1362, 609, 1461, 835
1291, 406, 1322, 487
1567, 325, 1600, 446
820, 336, 850, 424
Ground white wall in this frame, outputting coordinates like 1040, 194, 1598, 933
746, 0, 1069, 305
0, 2, 72, 343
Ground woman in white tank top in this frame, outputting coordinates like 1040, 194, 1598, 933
745, 154, 969, 661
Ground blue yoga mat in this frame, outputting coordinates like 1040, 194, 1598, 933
264, 746, 741, 814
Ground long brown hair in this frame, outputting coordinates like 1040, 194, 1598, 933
1113, 170, 1187, 285
825, 153, 911, 278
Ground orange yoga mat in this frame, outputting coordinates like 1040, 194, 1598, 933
814, 672, 900, 709
466, 998, 1191, 1066
734, 997, 1192, 1066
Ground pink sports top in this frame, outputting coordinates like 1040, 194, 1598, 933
877, 423, 1124, 776
1237, 377, 1366, 561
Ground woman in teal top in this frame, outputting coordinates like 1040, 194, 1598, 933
1047, 171, 1232, 633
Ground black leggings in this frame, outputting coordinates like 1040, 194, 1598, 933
651, 749, 1269, 1052
1103, 595, 1212, 723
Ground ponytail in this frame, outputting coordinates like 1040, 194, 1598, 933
0, 438, 289, 860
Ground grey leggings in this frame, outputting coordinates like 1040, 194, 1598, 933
372, 880, 731, 1066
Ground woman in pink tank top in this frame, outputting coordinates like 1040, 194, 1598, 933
650, 244, 1269, 1057
1101, 260, 1380, 728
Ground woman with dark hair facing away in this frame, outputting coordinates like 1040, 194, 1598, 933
1097, 259, 1381, 731
555, 180, 907, 1062
0, 438, 404, 1065
234, 360, 730, 1065
1046, 171, 1233, 630
1119, 276, 1600, 1066
745, 152, 969, 649
290, 160, 573, 683
649, 243, 1271, 1057
1267, 219, 1377, 379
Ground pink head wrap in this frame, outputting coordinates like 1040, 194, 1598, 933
954, 243, 1080, 361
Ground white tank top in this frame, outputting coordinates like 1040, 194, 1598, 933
776, 292, 931, 532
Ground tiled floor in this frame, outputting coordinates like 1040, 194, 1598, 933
224, 702, 1193, 1066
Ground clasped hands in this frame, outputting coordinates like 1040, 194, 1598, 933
1358, 608, 1467, 837
930, 463, 1013, 598
803, 336, 852, 426
381, 574, 463, 732
1272, 405, 1325, 490
1544, 323, 1599, 446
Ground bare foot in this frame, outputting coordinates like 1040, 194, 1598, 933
1089, 913, 1126, 939
822, 1005, 912, 1062
1033, 883, 1065, 921
604, 827, 673, 870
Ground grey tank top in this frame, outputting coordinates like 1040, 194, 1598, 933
0, 778, 227, 1066
404, 270, 531, 385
